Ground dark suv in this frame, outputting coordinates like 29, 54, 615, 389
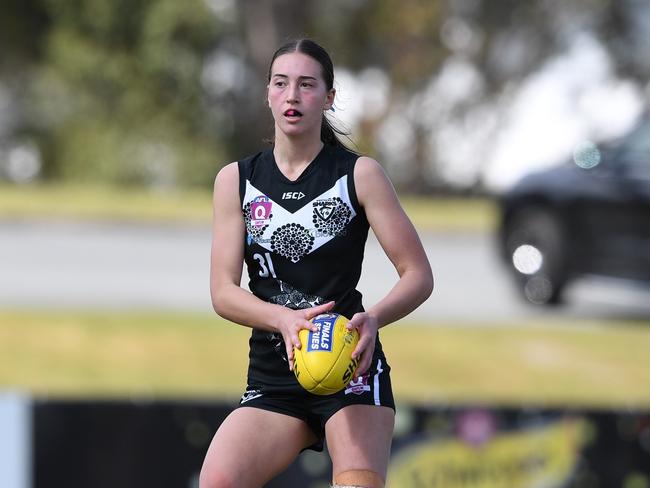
496, 116, 650, 305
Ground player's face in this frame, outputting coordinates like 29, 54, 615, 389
267, 52, 335, 139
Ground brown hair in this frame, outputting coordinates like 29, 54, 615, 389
268, 38, 351, 148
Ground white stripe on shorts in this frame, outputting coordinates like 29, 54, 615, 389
373, 358, 383, 406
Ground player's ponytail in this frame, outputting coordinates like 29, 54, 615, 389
321, 113, 350, 148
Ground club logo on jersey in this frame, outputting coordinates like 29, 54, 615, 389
313, 200, 336, 220
250, 196, 272, 228
344, 373, 371, 395
307, 316, 334, 352
313, 197, 352, 237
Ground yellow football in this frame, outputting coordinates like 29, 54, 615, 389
294, 313, 360, 395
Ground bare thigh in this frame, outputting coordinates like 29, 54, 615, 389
200, 407, 317, 488
325, 405, 395, 483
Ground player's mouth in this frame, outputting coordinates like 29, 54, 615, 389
284, 109, 303, 119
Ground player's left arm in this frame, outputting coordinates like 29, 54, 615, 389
348, 156, 434, 374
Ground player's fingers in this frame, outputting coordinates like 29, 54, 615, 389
351, 335, 371, 361
354, 352, 370, 376
346, 312, 364, 330
301, 319, 318, 332
360, 355, 373, 375
304, 301, 335, 320
291, 330, 302, 349
358, 344, 376, 375
355, 358, 368, 376
287, 344, 295, 371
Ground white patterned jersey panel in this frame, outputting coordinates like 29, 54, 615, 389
243, 175, 356, 262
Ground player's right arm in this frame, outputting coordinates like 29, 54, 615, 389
209, 162, 334, 369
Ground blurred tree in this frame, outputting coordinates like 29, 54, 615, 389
3, 0, 225, 188
1, 0, 648, 192
0, 0, 51, 68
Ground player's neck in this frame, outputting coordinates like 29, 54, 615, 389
273, 133, 324, 174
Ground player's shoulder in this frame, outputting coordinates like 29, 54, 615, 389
353, 155, 390, 186
235, 149, 273, 179
353, 155, 395, 206
354, 155, 384, 174
214, 161, 239, 188
214, 148, 270, 185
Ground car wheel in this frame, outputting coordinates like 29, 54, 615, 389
504, 207, 569, 305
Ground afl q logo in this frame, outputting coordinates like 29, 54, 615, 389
250, 196, 272, 228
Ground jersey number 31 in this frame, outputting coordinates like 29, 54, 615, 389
253, 252, 277, 278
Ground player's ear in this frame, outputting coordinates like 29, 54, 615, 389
324, 88, 335, 111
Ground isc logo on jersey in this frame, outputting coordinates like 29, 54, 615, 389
282, 191, 305, 200
294, 313, 359, 395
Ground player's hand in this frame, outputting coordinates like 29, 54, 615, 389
346, 311, 379, 377
276, 301, 335, 371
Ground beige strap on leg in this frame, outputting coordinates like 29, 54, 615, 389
332, 469, 385, 488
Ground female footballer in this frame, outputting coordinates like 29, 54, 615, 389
200, 38, 433, 488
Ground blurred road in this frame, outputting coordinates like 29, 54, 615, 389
1, 221, 649, 322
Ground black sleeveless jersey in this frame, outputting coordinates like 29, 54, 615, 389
238, 144, 384, 390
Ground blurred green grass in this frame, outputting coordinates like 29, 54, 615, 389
0, 183, 496, 232
3, 183, 647, 408
1, 309, 649, 408
0, 183, 213, 226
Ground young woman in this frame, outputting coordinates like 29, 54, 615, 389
201, 38, 433, 488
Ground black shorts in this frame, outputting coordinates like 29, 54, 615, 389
237, 356, 395, 452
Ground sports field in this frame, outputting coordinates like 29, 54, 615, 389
1, 310, 649, 408
1, 183, 649, 408
0, 182, 495, 233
